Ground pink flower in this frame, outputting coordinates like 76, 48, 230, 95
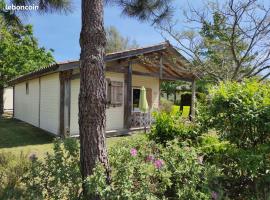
154, 159, 165, 169
146, 155, 155, 162
211, 191, 218, 200
130, 148, 137, 156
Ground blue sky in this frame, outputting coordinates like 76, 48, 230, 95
23, 1, 196, 62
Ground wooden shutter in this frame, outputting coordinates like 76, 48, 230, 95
146, 88, 152, 109
110, 81, 123, 106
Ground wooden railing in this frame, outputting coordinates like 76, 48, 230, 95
131, 111, 152, 128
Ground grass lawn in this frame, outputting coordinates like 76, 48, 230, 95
0, 116, 133, 157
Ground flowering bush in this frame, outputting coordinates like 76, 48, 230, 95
86, 135, 218, 199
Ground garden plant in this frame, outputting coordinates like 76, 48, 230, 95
0, 79, 269, 200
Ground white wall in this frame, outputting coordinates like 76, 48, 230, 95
40, 73, 60, 135
105, 72, 125, 130
3, 87, 13, 111
14, 79, 39, 127
70, 72, 125, 135
14, 73, 60, 135
69, 78, 79, 135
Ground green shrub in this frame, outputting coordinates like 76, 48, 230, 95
196, 133, 270, 199
197, 79, 270, 199
204, 79, 270, 148
87, 136, 217, 199
149, 111, 199, 145
196, 134, 270, 199
0, 152, 30, 199
210, 143, 270, 199
198, 134, 230, 159
197, 92, 208, 104
23, 138, 82, 199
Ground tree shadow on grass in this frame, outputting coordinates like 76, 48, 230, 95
0, 117, 54, 149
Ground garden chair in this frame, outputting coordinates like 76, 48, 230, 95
182, 106, 190, 118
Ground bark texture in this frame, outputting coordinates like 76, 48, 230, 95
79, 0, 110, 198
0, 86, 4, 115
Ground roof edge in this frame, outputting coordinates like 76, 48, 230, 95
9, 41, 194, 85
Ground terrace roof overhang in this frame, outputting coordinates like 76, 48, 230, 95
9, 41, 196, 85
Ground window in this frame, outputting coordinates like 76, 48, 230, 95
26, 82, 29, 95
106, 79, 123, 107
132, 88, 141, 111
132, 87, 153, 111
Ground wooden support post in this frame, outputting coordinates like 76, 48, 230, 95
191, 79, 196, 121
38, 77, 41, 127
159, 56, 163, 79
59, 70, 73, 137
159, 56, 164, 107
64, 79, 71, 135
60, 75, 65, 136
124, 62, 132, 129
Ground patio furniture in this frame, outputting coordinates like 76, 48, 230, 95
182, 106, 190, 118
131, 111, 152, 128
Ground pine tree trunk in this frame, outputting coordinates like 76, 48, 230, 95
79, 0, 110, 198
0, 86, 3, 116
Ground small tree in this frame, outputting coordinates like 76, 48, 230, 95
106, 26, 139, 53
157, 0, 270, 82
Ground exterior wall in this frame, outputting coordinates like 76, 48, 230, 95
69, 78, 79, 135
40, 73, 60, 135
14, 79, 39, 127
13, 64, 161, 136
3, 87, 13, 111
70, 72, 125, 135
132, 75, 160, 110
106, 72, 125, 130
14, 73, 60, 135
